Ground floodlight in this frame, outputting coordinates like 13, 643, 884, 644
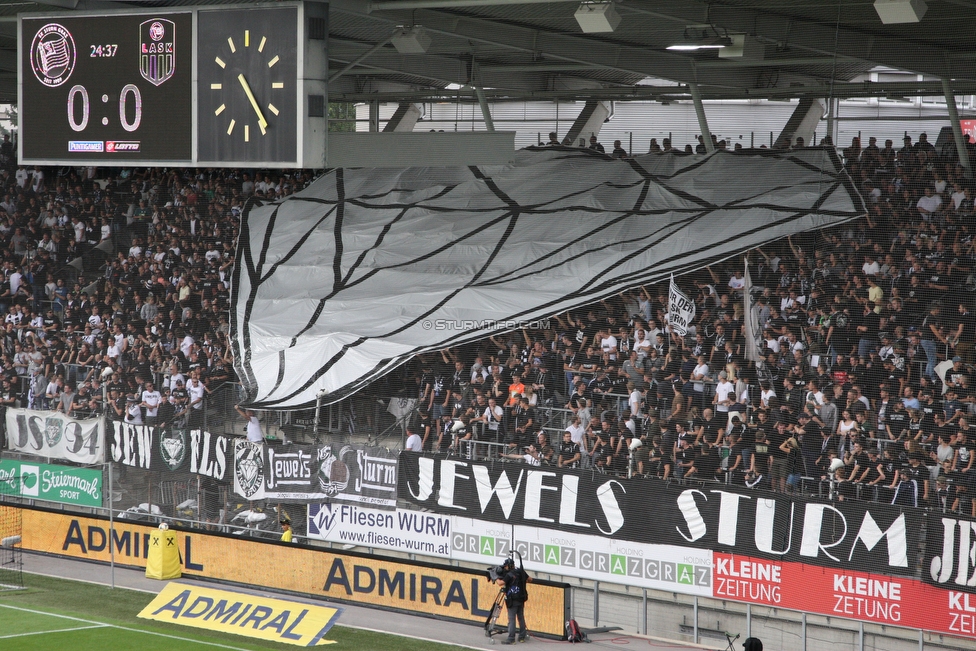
575, 2, 621, 34
873, 0, 927, 24
667, 27, 733, 51
391, 26, 431, 54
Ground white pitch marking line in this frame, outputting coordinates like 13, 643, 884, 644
0, 624, 109, 639
0, 603, 254, 651
18, 569, 483, 650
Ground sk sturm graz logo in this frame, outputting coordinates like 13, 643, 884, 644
31, 23, 76, 88
308, 503, 339, 536
235, 440, 264, 498
139, 18, 176, 86
159, 428, 186, 471
317, 446, 350, 496
44, 416, 63, 447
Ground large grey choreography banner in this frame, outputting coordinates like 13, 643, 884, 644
232, 146, 864, 408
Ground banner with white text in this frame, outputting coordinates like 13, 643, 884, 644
111, 421, 231, 481
234, 441, 397, 507
5, 408, 105, 464
398, 454, 921, 577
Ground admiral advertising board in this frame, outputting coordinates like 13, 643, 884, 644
139, 583, 344, 647
5, 408, 105, 464
15, 505, 570, 637
234, 441, 397, 507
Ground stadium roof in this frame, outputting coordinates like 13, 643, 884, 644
0, 0, 974, 104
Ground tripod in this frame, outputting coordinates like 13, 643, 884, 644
724, 632, 740, 651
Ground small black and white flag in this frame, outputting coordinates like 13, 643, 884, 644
668, 274, 695, 337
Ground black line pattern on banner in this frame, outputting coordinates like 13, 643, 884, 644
234, 148, 864, 407
250, 166, 524, 405
259, 206, 522, 404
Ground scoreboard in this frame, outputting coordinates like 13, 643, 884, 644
18, 2, 327, 167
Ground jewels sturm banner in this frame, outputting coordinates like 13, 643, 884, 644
398, 454, 922, 577
5, 408, 105, 464
234, 441, 398, 507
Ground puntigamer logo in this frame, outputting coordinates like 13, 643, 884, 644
68, 141, 104, 152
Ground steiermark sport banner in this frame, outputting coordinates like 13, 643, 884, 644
0, 458, 102, 507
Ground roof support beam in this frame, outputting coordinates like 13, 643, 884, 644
329, 37, 393, 84
330, 0, 806, 91
943, 78, 972, 178
370, 0, 576, 10
330, 79, 976, 103
689, 83, 714, 153
616, 2, 966, 81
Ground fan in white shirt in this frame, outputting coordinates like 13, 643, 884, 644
141, 384, 162, 421
713, 374, 735, 413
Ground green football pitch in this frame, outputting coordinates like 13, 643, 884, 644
0, 573, 474, 650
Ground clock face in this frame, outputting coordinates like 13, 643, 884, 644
197, 7, 298, 164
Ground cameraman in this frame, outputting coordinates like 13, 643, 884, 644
495, 558, 531, 644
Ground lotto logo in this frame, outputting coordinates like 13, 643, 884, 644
106, 141, 140, 152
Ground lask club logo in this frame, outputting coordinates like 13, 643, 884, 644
235, 440, 264, 498
139, 18, 175, 86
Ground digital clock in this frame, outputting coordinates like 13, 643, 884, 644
20, 12, 192, 163
89, 45, 119, 58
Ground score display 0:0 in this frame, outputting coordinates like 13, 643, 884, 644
66, 83, 142, 132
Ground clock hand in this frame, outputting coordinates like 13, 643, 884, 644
237, 73, 268, 133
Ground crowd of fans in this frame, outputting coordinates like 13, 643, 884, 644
0, 128, 971, 514
0, 154, 320, 437
406, 129, 976, 514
